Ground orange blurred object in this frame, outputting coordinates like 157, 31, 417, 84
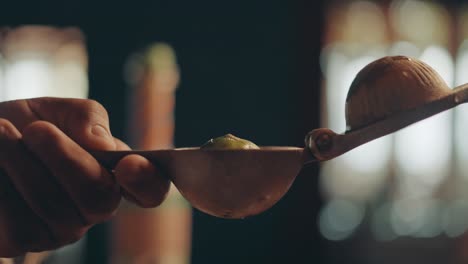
111, 43, 192, 264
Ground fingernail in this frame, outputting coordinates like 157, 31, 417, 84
91, 124, 112, 139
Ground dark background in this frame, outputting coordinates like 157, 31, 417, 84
4, 0, 468, 263
1, 1, 323, 263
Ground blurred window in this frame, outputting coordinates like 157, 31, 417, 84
319, 0, 461, 244
0, 25, 88, 101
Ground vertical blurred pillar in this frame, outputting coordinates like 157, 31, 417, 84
111, 43, 192, 264
451, 5, 468, 264
388, 0, 453, 239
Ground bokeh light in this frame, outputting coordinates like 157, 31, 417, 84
371, 203, 398, 241
319, 199, 365, 241
390, 198, 443, 238
320, 0, 459, 245
442, 200, 468, 238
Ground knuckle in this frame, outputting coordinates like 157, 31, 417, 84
82, 100, 108, 121
67, 99, 109, 130
0, 118, 17, 139
23, 121, 61, 145
85, 99, 105, 113
24, 120, 53, 134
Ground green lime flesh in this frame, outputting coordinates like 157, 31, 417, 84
201, 134, 259, 150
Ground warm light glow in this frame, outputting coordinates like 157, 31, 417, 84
0, 26, 88, 102
4, 58, 53, 100
3, 57, 88, 101
390, 0, 449, 46
53, 61, 88, 98
391, 0, 433, 40
346, 1, 387, 45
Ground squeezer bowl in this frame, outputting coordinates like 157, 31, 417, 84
345, 56, 451, 131
93, 56, 468, 219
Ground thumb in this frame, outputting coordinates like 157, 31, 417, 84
26, 97, 117, 151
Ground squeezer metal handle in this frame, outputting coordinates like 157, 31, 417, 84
304, 83, 468, 162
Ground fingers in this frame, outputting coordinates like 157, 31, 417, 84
114, 155, 170, 208
22, 121, 121, 224
0, 119, 88, 247
24, 98, 116, 151
0, 119, 56, 256
0, 98, 116, 150
113, 137, 170, 207
0, 170, 55, 257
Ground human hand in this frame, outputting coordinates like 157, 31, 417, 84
0, 97, 170, 257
